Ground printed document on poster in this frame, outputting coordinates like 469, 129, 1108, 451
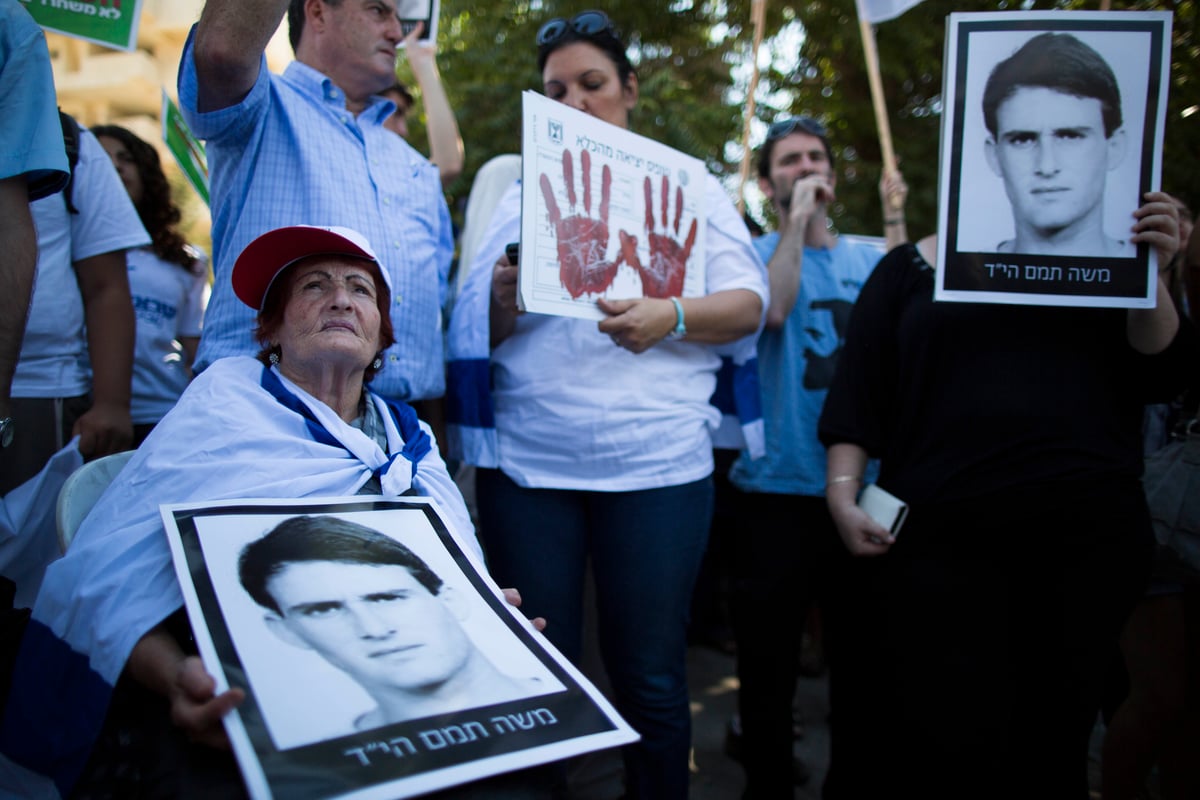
519, 91, 707, 321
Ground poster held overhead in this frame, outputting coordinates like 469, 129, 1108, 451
935, 11, 1171, 308
24, 0, 144, 52
396, 0, 437, 43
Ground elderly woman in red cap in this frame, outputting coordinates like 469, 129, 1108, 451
1, 226, 492, 796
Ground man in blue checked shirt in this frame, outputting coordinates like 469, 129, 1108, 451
179, 0, 454, 403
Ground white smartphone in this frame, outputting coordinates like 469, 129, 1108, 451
857, 484, 908, 538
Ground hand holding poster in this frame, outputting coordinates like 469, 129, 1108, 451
163, 496, 637, 799
935, 11, 1172, 308
519, 91, 707, 320
396, 0, 437, 43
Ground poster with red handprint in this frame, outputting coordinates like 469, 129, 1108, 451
519, 91, 707, 321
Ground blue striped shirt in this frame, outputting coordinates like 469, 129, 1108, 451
178, 28, 452, 400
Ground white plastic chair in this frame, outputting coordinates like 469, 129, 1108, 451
55, 450, 134, 553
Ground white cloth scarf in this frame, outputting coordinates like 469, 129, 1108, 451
32, 356, 473, 685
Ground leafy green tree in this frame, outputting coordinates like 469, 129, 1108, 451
399, 1, 1198, 239
398, 1, 757, 224
766, 0, 1199, 237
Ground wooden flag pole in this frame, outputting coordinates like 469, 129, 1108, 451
736, 0, 767, 215
858, 10, 898, 178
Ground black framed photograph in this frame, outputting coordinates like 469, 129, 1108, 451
935, 11, 1172, 307
396, 0, 436, 42
162, 496, 637, 799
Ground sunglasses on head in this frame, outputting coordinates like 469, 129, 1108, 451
536, 10, 614, 47
766, 116, 828, 141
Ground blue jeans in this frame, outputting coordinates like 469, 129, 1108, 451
476, 469, 714, 800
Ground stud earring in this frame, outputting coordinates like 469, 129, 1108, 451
268, 351, 280, 365
371, 356, 383, 370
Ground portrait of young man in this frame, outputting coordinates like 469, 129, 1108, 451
236, 514, 555, 740
937, 12, 1172, 307
984, 32, 1129, 257
160, 499, 639, 799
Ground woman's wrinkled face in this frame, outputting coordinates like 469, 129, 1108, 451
273, 257, 383, 375
542, 41, 637, 130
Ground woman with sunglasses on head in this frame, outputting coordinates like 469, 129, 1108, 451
449, 11, 767, 798
92, 125, 209, 445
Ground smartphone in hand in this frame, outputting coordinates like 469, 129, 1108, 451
857, 484, 908, 537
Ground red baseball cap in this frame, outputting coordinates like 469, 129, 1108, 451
232, 225, 389, 310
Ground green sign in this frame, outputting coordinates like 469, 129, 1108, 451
161, 91, 209, 207
21, 0, 142, 52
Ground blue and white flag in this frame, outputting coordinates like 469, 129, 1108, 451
0, 357, 471, 794
0, 440, 83, 608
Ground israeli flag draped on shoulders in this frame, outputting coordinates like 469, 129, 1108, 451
0, 356, 472, 794
446, 177, 766, 465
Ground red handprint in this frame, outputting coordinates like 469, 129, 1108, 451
617, 175, 698, 299
540, 149, 623, 299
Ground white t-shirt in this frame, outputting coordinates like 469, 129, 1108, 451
481, 175, 767, 491
14, 128, 149, 397
128, 246, 209, 424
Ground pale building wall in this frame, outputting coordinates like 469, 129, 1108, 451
43, 2, 297, 249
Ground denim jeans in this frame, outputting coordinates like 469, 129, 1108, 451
475, 469, 714, 800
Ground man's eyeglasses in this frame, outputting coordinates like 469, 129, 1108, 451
536, 10, 615, 47
766, 116, 828, 141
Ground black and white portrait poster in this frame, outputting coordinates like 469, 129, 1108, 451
935, 11, 1171, 308
396, 0, 437, 42
161, 497, 638, 799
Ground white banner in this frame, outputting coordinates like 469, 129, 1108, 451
856, 0, 923, 24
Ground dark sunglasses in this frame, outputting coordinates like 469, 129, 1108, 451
766, 116, 828, 141
536, 10, 614, 47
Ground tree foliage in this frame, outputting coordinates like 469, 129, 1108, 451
400, 0, 1199, 239
755, 0, 1199, 237
399, 1, 757, 223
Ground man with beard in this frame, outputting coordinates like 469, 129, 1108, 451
726, 116, 905, 798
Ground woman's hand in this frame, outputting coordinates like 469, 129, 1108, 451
596, 297, 675, 353
502, 587, 547, 631
1131, 191, 1181, 271
128, 626, 244, 750
489, 254, 521, 347
168, 656, 245, 750
824, 444, 892, 557
1127, 192, 1183, 354
828, 496, 895, 557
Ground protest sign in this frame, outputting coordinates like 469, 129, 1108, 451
163, 496, 637, 799
519, 90, 707, 321
935, 11, 1171, 308
161, 91, 209, 206
23, 0, 142, 52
